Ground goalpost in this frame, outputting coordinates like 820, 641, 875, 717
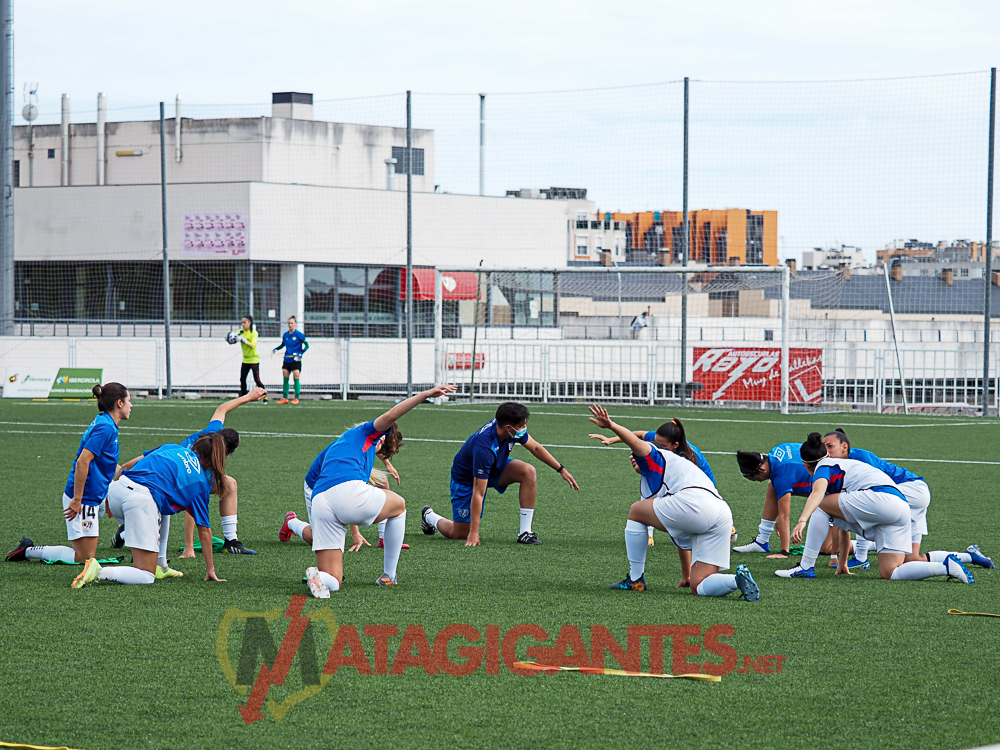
431, 264, 792, 414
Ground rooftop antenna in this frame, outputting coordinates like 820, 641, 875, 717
22, 84, 38, 188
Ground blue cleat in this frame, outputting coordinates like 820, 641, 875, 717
734, 539, 770, 553
847, 556, 870, 570
735, 565, 760, 602
966, 545, 995, 569
611, 573, 647, 591
775, 564, 815, 578
945, 554, 975, 584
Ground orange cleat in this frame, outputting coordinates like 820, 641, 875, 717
291, 398, 299, 404
276, 398, 289, 404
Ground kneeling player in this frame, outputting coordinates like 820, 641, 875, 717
588, 404, 759, 601
421, 401, 579, 547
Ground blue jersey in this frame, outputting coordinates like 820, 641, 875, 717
64, 412, 120, 505
312, 422, 387, 495
768, 442, 813, 498
180, 419, 223, 450
451, 419, 529, 488
305, 443, 332, 490
813, 457, 905, 501
279, 330, 307, 361
848, 448, 923, 484
123, 444, 213, 527
642, 432, 714, 484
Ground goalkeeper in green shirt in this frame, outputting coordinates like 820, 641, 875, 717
236, 315, 267, 402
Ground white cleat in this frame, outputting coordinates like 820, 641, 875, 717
305, 566, 331, 598
944, 554, 974, 584
734, 539, 770, 553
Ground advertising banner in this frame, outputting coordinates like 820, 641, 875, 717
691, 347, 823, 403
4, 368, 104, 399
49, 368, 104, 398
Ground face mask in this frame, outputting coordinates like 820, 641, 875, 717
512, 426, 527, 440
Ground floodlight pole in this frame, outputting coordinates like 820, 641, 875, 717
0, 0, 12, 336
160, 102, 173, 399
983, 67, 996, 417
479, 94, 485, 196
406, 90, 413, 398
680, 77, 689, 406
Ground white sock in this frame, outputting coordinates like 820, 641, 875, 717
382, 512, 406, 580
519, 508, 535, 536
854, 536, 873, 561
158, 516, 171, 569
98, 566, 155, 584
801, 509, 831, 570
221, 515, 238, 541
928, 550, 971, 564
697, 573, 739, 597
625, 520, 648, 580
377, 519, 387, 539
288, 518, 309, 539
890, 561, 947, 580
756, 519, 776, 545
26, 546, 76, 564
425, 509, 446, 529
317, 570, 341, 592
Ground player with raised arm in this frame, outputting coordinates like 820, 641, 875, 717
113, 387, 266, 565
7, 383, 132, 567
776, 432, 974, 583
72, 433, 230, 588
273, 315, 309, 404
588, 405, 759, 601
822, 428, 993, 570
303, 384, 456, 597
420, 401, 579, 547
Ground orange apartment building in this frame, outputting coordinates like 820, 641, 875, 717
608, 209, 778, 266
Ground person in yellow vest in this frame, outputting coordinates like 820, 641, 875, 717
237, 315, 267, 403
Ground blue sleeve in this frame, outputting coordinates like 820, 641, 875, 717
360, 421, 378, 436
82, 422, 115, 459
305, 449, 327, 488
635, 449, 665, 495
813, 465, 834, 484
471, 443, 496, 481
690, 445, 715, 484
516, 431, 530, 446
770, 465, 795, 498
643, 431, 656, 442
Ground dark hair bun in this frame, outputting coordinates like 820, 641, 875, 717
92, 384, 102, 398
799, 432, 828, 463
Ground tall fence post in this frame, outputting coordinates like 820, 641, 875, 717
781, 264, 790, 414
433, 268, 443, 387
983, 67, 996, 417
680, 76, 689, 406
479, 94, 485, 196
406, 91, 414, 398
159, 102, 172, 399
0, 0, 12, 336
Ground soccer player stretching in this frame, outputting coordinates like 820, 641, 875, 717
273, 315, 309, 404
7, 383, 132, 566
588, 404, 759, 601
421, 401, 579, 546
303, 384, 456, 596
777, 432, 973, 583
73, 433, 229, 587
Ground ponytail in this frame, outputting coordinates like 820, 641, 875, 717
93, 382, 129, 413
656, 418, 697, 465
192, 433, 228, 498
799, 432, 828, 464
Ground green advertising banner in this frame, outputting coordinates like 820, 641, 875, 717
48, 368, 103, 398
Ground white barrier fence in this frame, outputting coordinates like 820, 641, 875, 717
1, 336, 996, 411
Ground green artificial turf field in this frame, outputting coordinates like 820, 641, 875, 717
1, 397, 999, 750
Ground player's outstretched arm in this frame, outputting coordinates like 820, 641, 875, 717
210, 387, 267, 424
381, 457, 400, 486
272, 341, 285, 353
588, 404, 651, 458
372, 384, 457, 433
587, 429, 646, 446
198, 525, 225, 582
523, 437, 579, 490
791, 478, 829, 544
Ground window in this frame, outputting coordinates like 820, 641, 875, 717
575, 235, 589, 258
390, 146, 424, 176
920, 269, 928, 277
764, 330, 774, 341
12, 160, 18, 187
595, 235, 604, 253
575, 212, 588, 229
47, 148, 55, 159
961, 268, 970, 277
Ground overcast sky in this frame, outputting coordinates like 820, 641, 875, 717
16, 1, 1000, 260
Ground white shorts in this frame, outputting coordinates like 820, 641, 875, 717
63, 494, 101, 541
107, 477, 162, 553
304, 480, 313, 521
310, 480, 386, 552
835, 489, 911, 555
651, 487, 733, 571
898, 480, 930, 542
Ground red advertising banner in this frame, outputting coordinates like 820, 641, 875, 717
691, 347, 823, 403
446, 352, 485, 370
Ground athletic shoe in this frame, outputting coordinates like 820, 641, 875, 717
276, 398, 289, 404
71, 558, 102, 589
262, 396, 269, 404
5, 537, 33, 562
279, 511, 297, 542
376, 574, 397, 586
735, 564, 760, 602
305, 567, 330, 598
222, 539, 257, 555
291, 398, 299, 405
420, 505, 437, 535
966, 545, 995, 569
775, 565, 815, 578
945, 554, 975, 584
611, 573, 647, 591
516, 531, 542, 545
734, 539, 770, 553
847, 557, 871, 570
155, 565, 184, 579
110, 524, 125, 549
377, 538, 410, 549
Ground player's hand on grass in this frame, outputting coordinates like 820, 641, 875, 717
766, 552, 790, 559
64, 496, 83, 521
677, 578, 690, 588
465, 531, 481, 547
587, 404, 612, 430
180, 548, 195, 559
349, 532, 371, 552
559, 468, 579, 490
588, 433, 617, 446
835, 564, 854, 575
205, 569, 226, 582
